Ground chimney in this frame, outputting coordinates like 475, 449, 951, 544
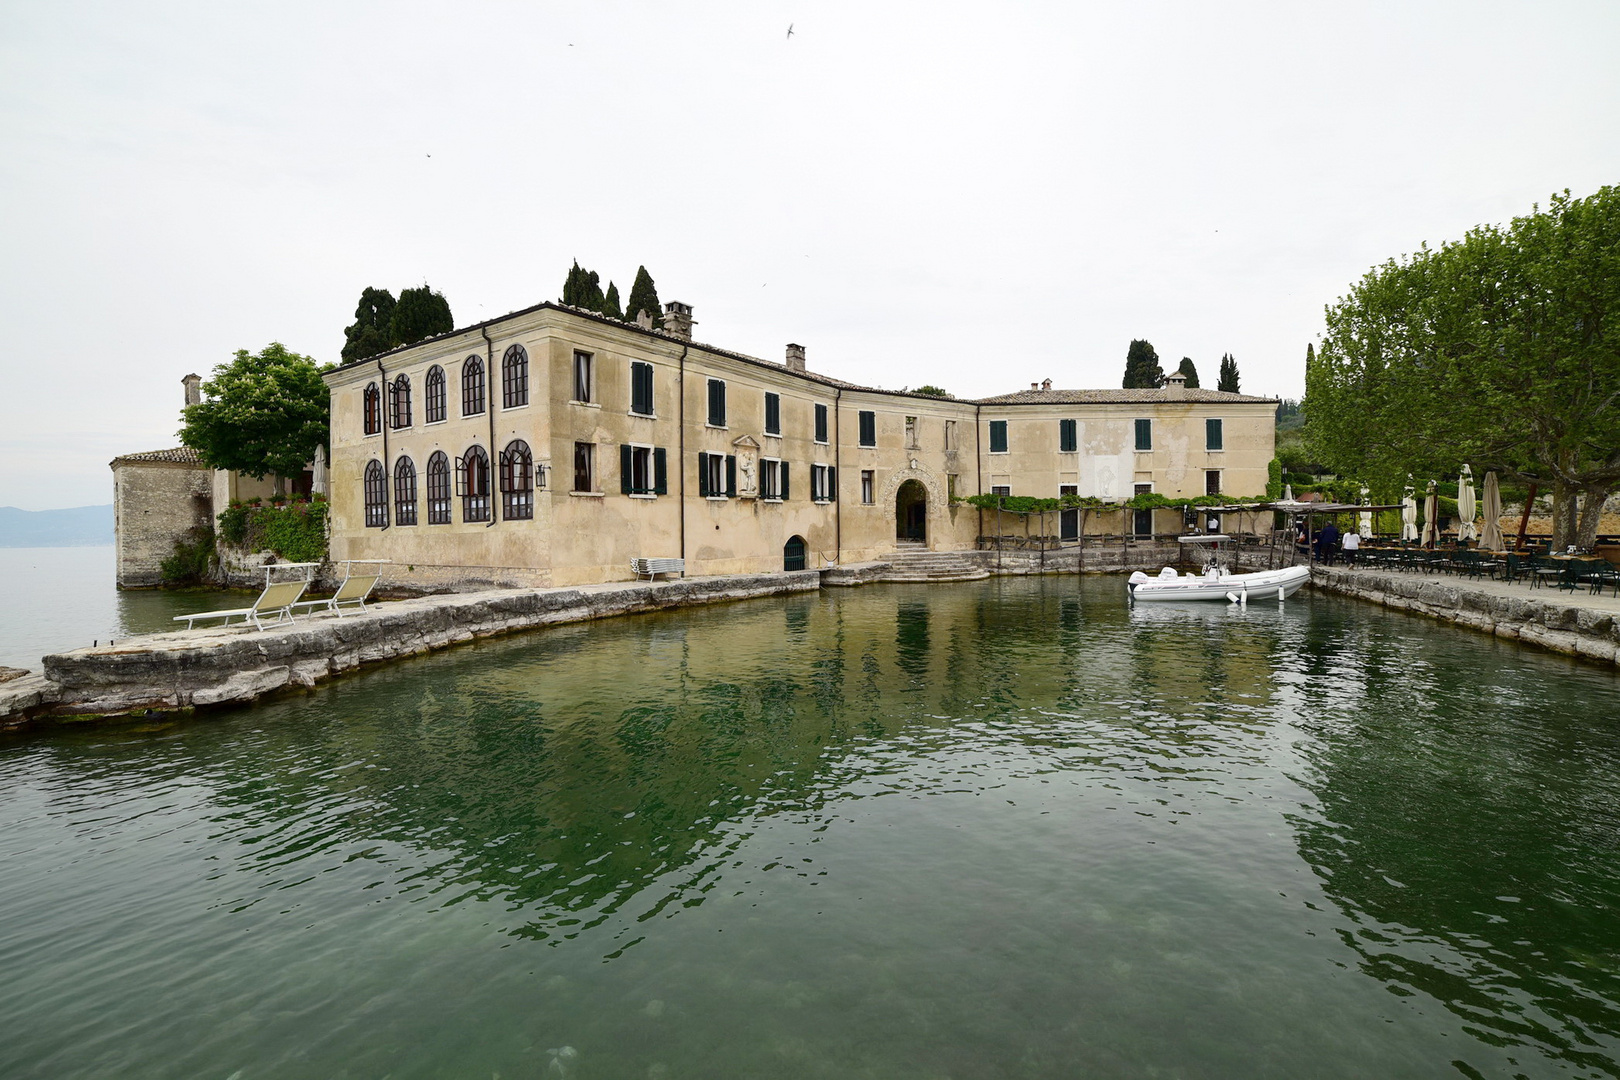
182, 373, 202, 407
1164, 371, 1187, 397
661, 300, 695, 340
1041, 378, 1052, 391
1030, 382, 1039, 390
785, 343, 806, 372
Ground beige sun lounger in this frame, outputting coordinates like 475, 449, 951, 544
291, 570, 382, 618
173, 579, 308, 631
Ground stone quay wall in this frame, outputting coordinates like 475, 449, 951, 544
1309, 566, 1620, 667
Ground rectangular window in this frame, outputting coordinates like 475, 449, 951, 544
1059, 484, 1079, 541
1059, 418, 1078, 453
620, 445, 667, 496
944, 420, 958, 451
764, 392, 781, 436
761, 458, 781, 500
989, 419, 1008, 454
573, 351, 593, 403
814, 403, 829, 444
991, 485, 1011, 497
630, 361, 654, 416
861, 469, 874, 504
573, 442, 594, 492
1206, 417, 1224, 451
707, 379, 727, 427
698, 452, 731, 497
1135, 418, 1152, 451
811, 464, 836, 502
858, 410, 876, 447
1206, 469, 1221, 496
904, 416, 918, 449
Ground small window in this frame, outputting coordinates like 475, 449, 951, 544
620, 444, 667, 496
424, 365, 446, 423
573, 442, 595, 493
363, 459, 387, 526
426, 451, 451, 524
390, 375, 412, 429
944, 420, 958, 452
630, 361, 655, 416
1206, 417, 1224, 451
764, 392, 781, 436
503, 345, 529, 409
1059, 418, 1077, 453
363, 383, 381, 435
947, 474, 958, 501
814, 403, 829, 444
457, 446, 490, 522
1206, 469, 1222, 496
707, 379, 727, 427
501, 439, 534, 520
1135, 418, 1152, 451
394, 456, 417, 525
860, 469, 874, 504
991, 484, 1011, 497
905, 416, 918, 449
462, 356, 485, 417
989, 420, 1008, 454
811, 464, 837, 503
573, 351, 593, 403
858, 410, 876, 447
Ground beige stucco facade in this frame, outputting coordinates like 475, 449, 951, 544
324, 303, 1278, 588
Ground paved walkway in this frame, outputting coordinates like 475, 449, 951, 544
1320, 562, 1620, 615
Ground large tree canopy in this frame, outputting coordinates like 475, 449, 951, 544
340, 287, 396, 364
180, 343, 329, 491
624, 266, 662, 326
1122, 339, 1163, 388
1175, 357, 1200, 388
1306, 186, 1620, 547
389, 285, 454, 348
1217, 353, 1240, 393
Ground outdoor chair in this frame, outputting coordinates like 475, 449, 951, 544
291, 569, 383, 618
174, 580, 308, 631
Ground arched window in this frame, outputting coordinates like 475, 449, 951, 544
363, 382, 381, 435
426, 451, 451, 524
364, 459, 388, 527
390, 374, 412, 429
500, 439, 534, 520
424, 365, 446, 423
457, 445, 491, 522
502, 344, 529, 408
462, 355, 485, 416
394, 456, 417, 525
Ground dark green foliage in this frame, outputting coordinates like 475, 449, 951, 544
561, 261, 610, 313
1176, 357, 1200, 388
1217, 353, 1240, 392
911, 385, 951, 398
961, 491, 1246, 512
390, 285, 453, 348
1266, 459, 1283, 500
602, 281, 622, 320
160, 525, 216, 585
1276, 397, 1305, 431
341, 287, 397, 363
1122, 340, 1163, 388
181, 343, 329, 485
217, 497, 328, 562
624, 266, 662, 325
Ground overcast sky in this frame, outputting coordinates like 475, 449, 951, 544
1, 1, 1616, 510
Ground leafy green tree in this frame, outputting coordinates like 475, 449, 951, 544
1175, 357, 1200, 388
624, 265, 662, 326
340, 287, 397, 364
1217, 353, 1240, 392
602, 281, 622, 320
389, 285, 454, 347
561, 261, 607, 312
180, 343, 329, 495
911, 385, 951, 397
1306, 186, 1620, 548
1122, 339, 1163, 388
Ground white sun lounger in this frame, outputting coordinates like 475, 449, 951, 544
173, 579, 308, 631
291, 569, 382, 618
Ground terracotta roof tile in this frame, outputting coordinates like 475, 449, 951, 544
111, 447, 205, 465
971, 388, 1277, 405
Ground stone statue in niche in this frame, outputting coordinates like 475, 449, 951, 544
732, 435, 760, 498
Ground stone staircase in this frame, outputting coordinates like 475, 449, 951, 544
878, 548, 990, 583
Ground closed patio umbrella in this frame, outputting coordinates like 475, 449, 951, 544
1480, 471, 1504, 550
1358, 484, 1373, 539
1457, 465, 1477, 542
1401, 482, 1418, 541
1421, 480, 1440, 547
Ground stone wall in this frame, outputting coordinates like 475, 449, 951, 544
112, 458, 214, 587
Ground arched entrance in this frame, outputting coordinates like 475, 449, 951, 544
896, 479, 927, 542
784, 534, 807, 571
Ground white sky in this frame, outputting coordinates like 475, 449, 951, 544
2, 0, 1616, 510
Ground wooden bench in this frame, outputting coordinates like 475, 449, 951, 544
631, 558, 685, 580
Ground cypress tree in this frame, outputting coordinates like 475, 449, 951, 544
624, 266, 662, 326
1176, 357, 1200, 388
1217, 353, 1241, 393
561, 261, 586, 307
1122, 339, 1164, 388
341, 287, 397, 363
602, 281, 622, 320
389, 285, 454, 348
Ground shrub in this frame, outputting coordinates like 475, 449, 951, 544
161, 525, 217, 585
218, 496, 327, 563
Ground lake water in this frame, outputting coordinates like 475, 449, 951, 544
3, 575, 1620, 1078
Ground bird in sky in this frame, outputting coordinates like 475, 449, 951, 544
786, 23, 794, 39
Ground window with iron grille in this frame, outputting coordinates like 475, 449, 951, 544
858, 410, 875, 447
363, 459, 388, 527
501, 439, 534, 520
424, 365, 446, 423
1059, 418, 1077, 453
574, 351, 593, 403
462, 356, 485, 416
1205, 469, 1221, 496
390, 375, 412, 429
1135, 418, 1152, 451
619, 444, 667, 496
457, 445, 491, 522
764, 392, 781, 436
426, 452, 451, 524
707, 379, 726, 427
502, 345, 529, 409
1205, 417, 1223, 451
363, 383, 381, 435
814, 403, 829, 443
573, 442, 594, 493
991, 484, 1011, 497
394, 456, 417, 525
630, 361, 655, 416
811, 463, 837, 502
989, 420, 1008, 453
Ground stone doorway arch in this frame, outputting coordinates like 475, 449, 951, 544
879, 461, 948, 551
896, 479, 928, 542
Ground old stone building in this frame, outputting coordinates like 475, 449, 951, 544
323, 301, 1278, 588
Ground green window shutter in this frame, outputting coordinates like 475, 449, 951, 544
989, 420, 1008, 453
725, 455, 737, 497
815, 404, 828, 443
765, 393, 780, 435
780, 461, 789, 500
709, 380, 726, 426
653, 447, 667, 494
698, 452, 710, 497
829, 466, 837, 502
1135, 418, 1152, 451
1206, 418, 1223, 450
1060, 418, 1077, 453
859, 410, 875, 446
620, 445, 633, 494
632, 362, 653, 415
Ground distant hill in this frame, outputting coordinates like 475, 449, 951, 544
0, 505, 114, 547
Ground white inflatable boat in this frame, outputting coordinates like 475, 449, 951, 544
1127, 563, 1311, 603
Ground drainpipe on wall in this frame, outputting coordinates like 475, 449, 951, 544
834, 388, 842, 565
376, 360, 390, 531
481, 328, 497, 528
677, 344, 688, 568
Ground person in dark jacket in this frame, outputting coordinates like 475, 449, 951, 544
1316, 521, 1341, 564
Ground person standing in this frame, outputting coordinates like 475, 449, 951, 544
1341, 529, 1359, 567
1317, 520, 1341, 564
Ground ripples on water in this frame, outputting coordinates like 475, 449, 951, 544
3, 577, 1620, 1078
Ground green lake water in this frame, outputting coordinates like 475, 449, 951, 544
3, 575, 1620, 1078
